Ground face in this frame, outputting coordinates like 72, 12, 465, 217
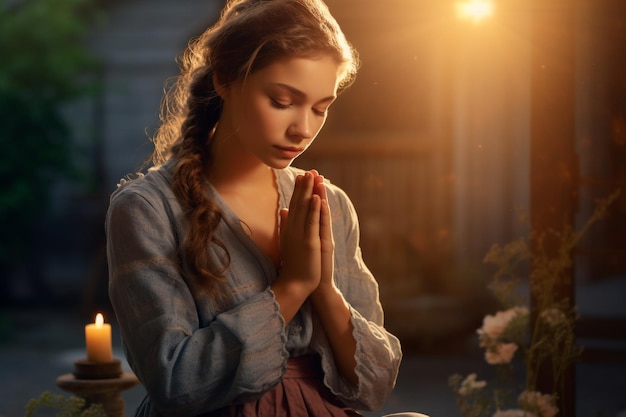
216, 55, 343, 169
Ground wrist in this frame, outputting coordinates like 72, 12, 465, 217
271, 278, 315, 314
310, 282, 340, 306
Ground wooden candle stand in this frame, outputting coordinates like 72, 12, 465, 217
56, 359, 139, 417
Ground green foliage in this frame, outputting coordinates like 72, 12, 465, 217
23, 391, 106, 417
0, 0, 100, 98
0, 0, 101, 268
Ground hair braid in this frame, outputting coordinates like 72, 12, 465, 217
170, 66, 231, 299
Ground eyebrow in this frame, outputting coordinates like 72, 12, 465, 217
272, 83, 336, 103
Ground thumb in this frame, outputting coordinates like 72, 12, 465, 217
279, 208, 289, 238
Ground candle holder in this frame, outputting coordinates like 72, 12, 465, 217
56, 358, 139, 417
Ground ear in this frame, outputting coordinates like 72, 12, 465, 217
213, 73, 229, 99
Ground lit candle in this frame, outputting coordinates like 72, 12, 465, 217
85, 313, 113, 363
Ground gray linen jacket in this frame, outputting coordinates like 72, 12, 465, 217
106, 160, 402, 417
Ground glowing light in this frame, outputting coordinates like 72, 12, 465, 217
85, 312, 112, 362
456, 0, 494, 23
95, 312, 104, 327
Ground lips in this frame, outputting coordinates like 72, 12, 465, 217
275, 145, 304, 159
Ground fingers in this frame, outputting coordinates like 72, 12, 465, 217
280, 170, 329, 252
281, 171, 322, 256
319, 197, 333, 244
277, 172, 324, 299
288, 172, 315, 230
299, 171, 330, 249
311, 172, 331, 245
287, 174, 306, 213
279, 207, 289, 240
306, 194, 322, 242
313, 174, 327, 201
318, 185, 335, 292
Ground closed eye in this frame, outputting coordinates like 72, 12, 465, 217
271, 97, 328, 117
270, 98, 291, 109
313, 108, 327, 117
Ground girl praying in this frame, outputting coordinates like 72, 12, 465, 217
106, 1, 408, 415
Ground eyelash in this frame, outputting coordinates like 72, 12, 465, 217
271, 98, 290, 110
270, 98, 327, 117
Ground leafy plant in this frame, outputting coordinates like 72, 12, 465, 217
23, 391, 106, 417
449, 190, 621, 417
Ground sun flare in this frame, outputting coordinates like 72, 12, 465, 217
456, 0, 494, 23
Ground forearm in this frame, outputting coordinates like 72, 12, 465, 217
115, 288, 287, 415
310, 285, 358, 386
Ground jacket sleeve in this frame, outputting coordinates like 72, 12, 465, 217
106, 183, 289, 417
314, 184, 403, 412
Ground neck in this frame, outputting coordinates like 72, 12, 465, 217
207, 126, 272, 191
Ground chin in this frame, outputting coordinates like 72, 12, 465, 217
267, 158, 295, 170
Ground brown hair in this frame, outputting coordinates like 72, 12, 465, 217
150, 0, 359, 299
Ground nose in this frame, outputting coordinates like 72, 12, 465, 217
288, 109, 313, 141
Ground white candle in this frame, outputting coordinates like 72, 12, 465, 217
85, 313, 113, 363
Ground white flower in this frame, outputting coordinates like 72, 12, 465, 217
485, 342, 518, 364
478, 307, 529, 343
493, 410, 538, 417
458, 373, 487, 396
518, 390, 559, 417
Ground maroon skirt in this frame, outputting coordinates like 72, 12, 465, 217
210, 355, 362, 417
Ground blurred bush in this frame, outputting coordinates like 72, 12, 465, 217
0, 0, 101, 299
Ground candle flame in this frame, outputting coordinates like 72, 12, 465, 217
95, 313, 104, 327
456, 0, 494, 23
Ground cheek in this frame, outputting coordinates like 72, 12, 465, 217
312, 116, 328, 138
246, 99, 284, 133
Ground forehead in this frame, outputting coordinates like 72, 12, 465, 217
248, 55, 343, 98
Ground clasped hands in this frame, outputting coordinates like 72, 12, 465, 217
275, 170, 336, 314
274, 170, 357, 383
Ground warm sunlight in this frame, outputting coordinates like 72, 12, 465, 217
455, 0, 494, 23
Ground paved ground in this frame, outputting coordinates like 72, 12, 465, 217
1, 279, 625, 417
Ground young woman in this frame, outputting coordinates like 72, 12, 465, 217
106, 0, 406, 415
